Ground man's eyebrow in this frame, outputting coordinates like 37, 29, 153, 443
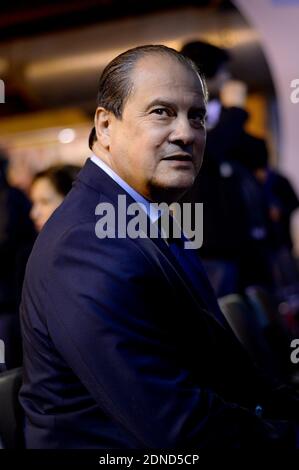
189, 106, 207, 116
145, 99, 206, 113
145, 99, 176, 111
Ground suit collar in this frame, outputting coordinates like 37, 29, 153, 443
77, 158, 135, 203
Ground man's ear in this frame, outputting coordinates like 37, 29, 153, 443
94, 107, 112, 149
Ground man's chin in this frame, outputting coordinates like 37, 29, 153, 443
167, 174, 196, 191
152, 179, 195, 203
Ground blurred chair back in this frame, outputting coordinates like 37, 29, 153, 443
218, 294, 278, 378
0, 367, 23, 448
0, 312, 22, 369
245, 286, 291, 379
246, 286, 281, 326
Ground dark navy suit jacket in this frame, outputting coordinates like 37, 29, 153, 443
19, 159, 293, 449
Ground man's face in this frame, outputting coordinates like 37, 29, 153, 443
105, 54, 206, 202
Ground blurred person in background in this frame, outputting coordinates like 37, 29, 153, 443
30, 165, 80, 232
243, 140, 299, 293
180, 40, 231, 130
180, 41, 273, 296
0, 149, 36, 370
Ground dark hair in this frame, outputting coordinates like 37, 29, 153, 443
31, 165, 80, 197
0, 149, 8, 185
88, 44, 207, 150
239, 137, 269, 171
180, 41, 230, 79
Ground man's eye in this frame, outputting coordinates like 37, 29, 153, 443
151, 108, 170, 116
189, 112, 206, 126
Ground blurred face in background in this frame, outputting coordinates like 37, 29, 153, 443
30, 177, 64, 232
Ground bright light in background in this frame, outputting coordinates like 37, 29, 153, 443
58, 128, 76, 144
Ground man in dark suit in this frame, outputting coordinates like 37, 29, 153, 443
20, 45, 299, 449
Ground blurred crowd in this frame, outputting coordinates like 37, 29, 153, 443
181, 41, 299, 301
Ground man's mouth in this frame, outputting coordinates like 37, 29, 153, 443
162, 154, 193, 162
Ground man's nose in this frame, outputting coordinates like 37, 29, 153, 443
169, 117, 195, 146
